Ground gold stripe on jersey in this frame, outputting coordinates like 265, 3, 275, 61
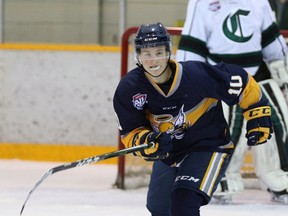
146, 60, 183, 97
185, 98, 218, 126
147, 98, 218, 131
239, 74, 262, 109
121, 127, 147, 148
122, 98, 218, 148
199, 152, 227, 196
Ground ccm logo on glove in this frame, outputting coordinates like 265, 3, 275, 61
245, 106, 271, 118
243, 106, 273, 146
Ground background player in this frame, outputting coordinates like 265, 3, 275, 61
113, 22, 273, 216
176, 0, 288, 203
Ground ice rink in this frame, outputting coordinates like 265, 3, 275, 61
1, 159, 288, 216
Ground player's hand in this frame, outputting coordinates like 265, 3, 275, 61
133, 131, 172, 160
243, 106, 273, 146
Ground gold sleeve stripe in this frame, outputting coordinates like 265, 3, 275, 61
121, 127, 146, 148
239, 74, 262, 110
185, 98, 218, 126
200, 152, 227, 196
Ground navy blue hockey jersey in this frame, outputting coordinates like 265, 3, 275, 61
113, 60, 264, 163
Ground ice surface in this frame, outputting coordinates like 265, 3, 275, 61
1, 159, 287, 216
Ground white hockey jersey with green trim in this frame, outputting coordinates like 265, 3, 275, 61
177, 0, 287, 76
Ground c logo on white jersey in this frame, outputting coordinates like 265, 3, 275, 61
223, 9, 253, 43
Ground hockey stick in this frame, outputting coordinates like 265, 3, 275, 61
20, 142, 154, 216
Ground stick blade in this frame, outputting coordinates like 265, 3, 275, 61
20, 169, 53, 215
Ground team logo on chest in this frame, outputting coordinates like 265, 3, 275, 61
223, 9, 253, 43
132, 93, 147, 110
150, 105, 189, 140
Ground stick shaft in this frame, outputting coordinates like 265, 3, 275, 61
20, 142, 152, 215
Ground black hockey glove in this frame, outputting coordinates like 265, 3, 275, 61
132, 131, 172, 160
243, 106, 273, 146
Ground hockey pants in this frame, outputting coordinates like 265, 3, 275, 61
147, 151, 230, 216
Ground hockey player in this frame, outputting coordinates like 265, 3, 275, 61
113, 22, 273, 216
176, 0, 288, 203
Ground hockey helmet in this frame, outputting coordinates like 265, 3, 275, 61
134, 22, 171, 54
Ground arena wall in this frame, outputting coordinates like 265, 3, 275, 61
0, 44, 122, 163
